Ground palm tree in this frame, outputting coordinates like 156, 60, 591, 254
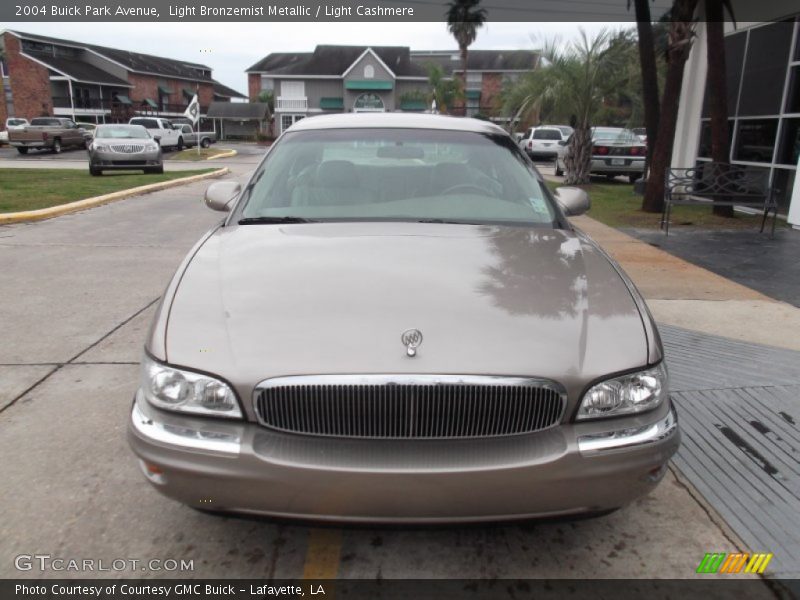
641, 0, 699, 213
705, 0, 735, 217
426, 63, 464, 114
445, 0, 487, 81
629, 0, 661, 168
501, 29, 629, 184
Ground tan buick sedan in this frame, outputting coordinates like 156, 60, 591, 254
128, 113, 679, 522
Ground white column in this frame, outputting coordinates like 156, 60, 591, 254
671, 22, 708, 169
67, 79, 76, 121
787, 155, 800, 229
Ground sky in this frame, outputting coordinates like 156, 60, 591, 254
5, 21, 630, 94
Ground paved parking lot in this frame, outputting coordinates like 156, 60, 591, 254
0, 164, 774, 584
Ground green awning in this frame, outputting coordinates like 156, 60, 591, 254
114, 95, 132, 105
465, 90, 481, 100
320, 97, 344, 110
183, 88, 196, 97
158, 85, 173, 95
142, 98, 158, 108
400, 100, 427, 111
345, 80, 393, 91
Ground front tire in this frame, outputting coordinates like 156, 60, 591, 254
629, 174, 639, 184
147, 165, 164, 175
200, 138, 211, 149
52, 138, 62, 154
16, 147, 28, 155
554, 162, 564, 177
89, 166, 101, 176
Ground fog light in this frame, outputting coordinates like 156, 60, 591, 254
139, 460, 167, 485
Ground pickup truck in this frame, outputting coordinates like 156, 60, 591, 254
8, 117, 86, 154
129, 117, 184, 150
177, 124, 216, 149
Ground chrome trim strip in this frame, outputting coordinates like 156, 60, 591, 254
130, 402, 241, 455
252, 374, 567, 438
577, 406, 678, 455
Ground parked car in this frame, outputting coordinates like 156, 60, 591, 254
177, 124, 217, 149
128, 113, 679, 522
519, 126, 568, 160
129, 117, 184, 150
552, 125, 574, 138
87, 124, 163, 176
1, 117, 29, 144
556, 127, 646, 183
631, 127, 647, 143
8, 117, 86, 154
76, 122, 97, 147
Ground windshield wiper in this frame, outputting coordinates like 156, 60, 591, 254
416, 218, 476, 225
237, 216, 318, 225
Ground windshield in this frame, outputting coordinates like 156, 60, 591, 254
96, 125, 150, 139
533, 129, 562, 140
239, 128, 558, 226
8, 119, 27, 126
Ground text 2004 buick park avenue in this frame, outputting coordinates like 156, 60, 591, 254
128, 113, 679, 523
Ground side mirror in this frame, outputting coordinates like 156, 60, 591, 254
153, 135, 161, 144
553, 186, 590, 216
204, 181, 241, 212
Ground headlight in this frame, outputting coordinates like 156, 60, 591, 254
576, 363, 667, 420
140, 354, 242, 419
145, 141, 159, 150
92, 143, 107, 151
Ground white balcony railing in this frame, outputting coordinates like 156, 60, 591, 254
276, 96, 308, 111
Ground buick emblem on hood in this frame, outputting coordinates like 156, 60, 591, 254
401, 329, 423, 357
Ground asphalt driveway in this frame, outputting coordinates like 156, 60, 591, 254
0, 171, 771, 585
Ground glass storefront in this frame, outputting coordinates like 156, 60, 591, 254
699, 18, 800, 214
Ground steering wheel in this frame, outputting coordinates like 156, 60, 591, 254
440, 183, 491, 196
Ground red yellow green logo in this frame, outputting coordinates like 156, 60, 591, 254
697, 552, 773, 574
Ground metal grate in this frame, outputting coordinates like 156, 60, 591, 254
110, 144, 145, 153
253, 375, 565, 439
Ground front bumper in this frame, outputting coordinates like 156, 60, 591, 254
90, 149, 162, 169
128, 391, 679, 522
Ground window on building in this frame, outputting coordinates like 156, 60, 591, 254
786, 66, 800, 115
281, 81, 305, 98
738, 22, 794, 116
260, 77, 274, 92
772, 168, 796, 213
698, 119, 734, 159
733, 119, 778, 163
0, 58, 7, 78
280, 114, 304, 133
364, 65, 374, 79
702, 31, 746, 118
777, 118, 800, 165
466, 72, 482, 90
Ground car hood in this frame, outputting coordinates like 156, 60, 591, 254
163, 222, 648, 403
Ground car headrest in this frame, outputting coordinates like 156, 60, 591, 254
316, 160, 358, 188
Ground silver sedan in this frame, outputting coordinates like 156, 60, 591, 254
87, 124, 163, 176
128, 113, 678, 523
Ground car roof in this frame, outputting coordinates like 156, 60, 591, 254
287, 112, 508, 135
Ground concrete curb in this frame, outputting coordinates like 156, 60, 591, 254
0, 167, 229, 225
169, 148, 237, 161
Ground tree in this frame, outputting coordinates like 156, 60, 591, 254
705, 0, 735, 217
629, 0, 662, 168
445, 0, 487, 80
426, 63, 464, 114
501, 29, 630, 184
641, 0, 700, 213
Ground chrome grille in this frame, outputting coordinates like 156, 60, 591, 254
253, 375, 565, 439
110, 144, 145, 153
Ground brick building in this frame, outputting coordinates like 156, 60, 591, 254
246, 46, 538, 135
0, 30, 245, 126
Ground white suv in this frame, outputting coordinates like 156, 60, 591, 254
519, 126, 567, 160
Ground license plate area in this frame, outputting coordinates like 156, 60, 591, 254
610, 158, 626, 166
